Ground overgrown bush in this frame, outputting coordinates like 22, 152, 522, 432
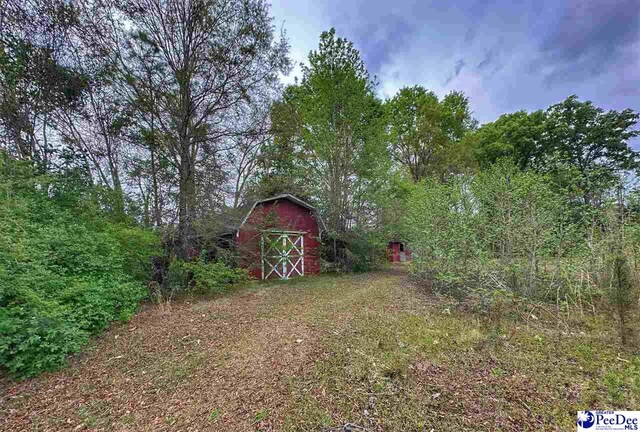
0, 158, 159, 378
161, 257, 249, 298
323, 231, 387, 273
402, 161, 620, 302
180, 259, 249, 294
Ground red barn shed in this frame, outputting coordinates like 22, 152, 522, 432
226, 195, 325, 280
388, 241, 412, 263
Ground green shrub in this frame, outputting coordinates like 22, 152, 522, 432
0, 305, 89, 377
323, 231, 387, 273
178, 259, 249, 295
349, 232, 388, 272
163, 258, 189, 296
158, 258, 249, 302
104, 224, 160, 281
0, 158, 158, 378
402, 161, 568, 299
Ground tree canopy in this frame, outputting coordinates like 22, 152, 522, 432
386, 86, 476, 182
267, 28, 388, 233
473, 95, 639, 203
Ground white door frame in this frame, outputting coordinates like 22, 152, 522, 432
261, 230, 305, 280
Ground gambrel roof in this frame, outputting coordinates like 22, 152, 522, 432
221, 194, 327, 236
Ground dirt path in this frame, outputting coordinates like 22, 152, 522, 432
0, 271, 404, 431
1, 269, 635, 431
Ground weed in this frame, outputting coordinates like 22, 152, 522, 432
208, 409, 221, 422
574, 344, 594, 362
491, 367, 507, 377
254, 409, 269, 423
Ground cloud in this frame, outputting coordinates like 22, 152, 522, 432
477, 47, 497, 70
534, 0, 640, 85
271, 0, 640, 127
359, 15, 416, 75
464, 28, 476, 44
444, 59, 466, 85
460, 0, 492, 45
331, 13, 417, 76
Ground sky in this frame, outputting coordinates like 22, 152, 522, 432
269, 0, 640, 125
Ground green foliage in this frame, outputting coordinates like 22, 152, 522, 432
386, 86, 477, 181
268, 28, 389, 233
0, 306, 88, 376
473, 96, 639, 204
403, 161, 572, 298
599, 198, 639, 346
0, 157, 158, 378
183, 259, 249, 295
164, 258, 190, 295
606, 256, 633, 309
338, 231, 387, 273
473, 110, 546, 169
402, 174, 480, 288
348, 233, 387, 273
165, 258, 249, 296
104, 224, 161, 281
403, 158, 640, 349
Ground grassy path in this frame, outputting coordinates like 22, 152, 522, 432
1, 269, 638, 431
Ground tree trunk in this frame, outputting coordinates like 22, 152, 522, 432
177, 142, 197, 260
110, 166, 126, 221
150, 144, 162, 226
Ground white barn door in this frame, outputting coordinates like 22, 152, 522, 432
261, 231, 305, 280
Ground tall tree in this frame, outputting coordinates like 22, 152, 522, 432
116, 22, 170, 228
270, 28, 388, 233
111, 0, 289, 257
473, 110, 547, 170
254, 92, 310, 200
55, 40, 131, 218
386, 86, 476, 182
473, 96, 639, 205
544, 95, 639, 204
0, 0, 84, 167
226, 117, 270, 209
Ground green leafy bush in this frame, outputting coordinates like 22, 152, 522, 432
152, 257, 248, 305
104, 224, 161, 282
0, 305, 88, 376
0, 158, 159, 378
181, 260, 249, 294
345, 231, 388, 272
401, 159, 640, 346
402, 161, 572, 299
323, 231, 387, 273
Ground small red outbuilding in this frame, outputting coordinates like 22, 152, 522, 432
388, 241, 412, 263
228, 194, 325, 280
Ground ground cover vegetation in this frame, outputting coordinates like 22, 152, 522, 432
1, 4, 640, 429
1, 271, 639, 430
